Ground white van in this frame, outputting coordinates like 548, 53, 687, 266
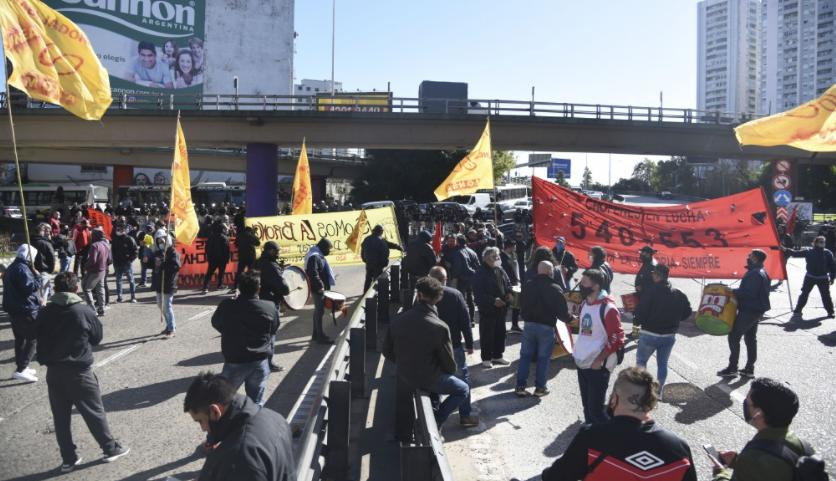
445, 193, 492, 215
361, 200, 395, 210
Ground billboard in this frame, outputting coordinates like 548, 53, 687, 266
316, 92, 392, 112
547, 158, 571, 178
46, 0, 206, 97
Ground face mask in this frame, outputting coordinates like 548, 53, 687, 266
579, 285, 594, 298
640, 253, 651, 262
555, 242, 564, 251
743, 399, 753, 423
815, 243, 825, 249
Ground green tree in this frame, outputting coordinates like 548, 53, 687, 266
492, 150, 516, 183
582, 166, 593, 189
631, 159, 656, 190
554, 170, 570, 187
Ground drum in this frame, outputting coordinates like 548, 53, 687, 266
510, 285, 522, 310
695, 283, 738, 335
621, 292, 639, 313
281, 266, 309, 311
551, 321, 575, 360
323, 291, 347, 311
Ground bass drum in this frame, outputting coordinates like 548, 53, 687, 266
282, 265, 310, 311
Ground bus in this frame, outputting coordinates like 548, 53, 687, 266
480, 184, 531, 208
116, 182, 246, 209
0, 183, 109, 219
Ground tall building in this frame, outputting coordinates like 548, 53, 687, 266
697, 0, 761, 114
759, 0, 836, 114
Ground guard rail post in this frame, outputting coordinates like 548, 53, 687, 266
324, 380, 350, 480
349, 327, 366, 397
377, 274, 390, 324
365, 296, 378, 350
401, 445, 434, 481
390, 264, 400, 302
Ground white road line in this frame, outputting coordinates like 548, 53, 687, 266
187, 308, 213, 321
94, 344, 140, 368
671, 351, 699, 370
715, 382, 746, 403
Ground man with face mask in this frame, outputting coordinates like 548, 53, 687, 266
588, 246, 613, 294
718, 249, 770, 379
305, 238, 336, 344
111, 222, 138, 303
184, 372, 295, 481
712, 378, 823, 481
541, 367, 697, 481
473, 247, 514, 368
152, 231, 181, 337
257, 242, 290, 372
783, 236, 835, 319
551, 236, 578, 291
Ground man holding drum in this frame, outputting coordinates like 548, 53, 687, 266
305, 238, 336, 345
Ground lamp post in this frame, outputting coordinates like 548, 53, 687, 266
331, 0, 336, 96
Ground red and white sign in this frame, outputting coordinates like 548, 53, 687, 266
772, 174, 791, 190
775, 160, 791, 173
532, 177, 786, 280
776, 207, 789, 222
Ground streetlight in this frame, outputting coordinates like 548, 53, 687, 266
331, 0, 336, 96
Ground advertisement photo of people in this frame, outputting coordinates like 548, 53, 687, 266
124, 37, 205, 90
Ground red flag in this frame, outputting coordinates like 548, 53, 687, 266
86, 208, 112, 239
432, 222, 442, 254
785, 205, 798, 238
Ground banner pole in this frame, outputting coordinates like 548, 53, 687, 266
3, 60, 32, 259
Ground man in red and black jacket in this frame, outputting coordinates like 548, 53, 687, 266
542, 367, 697, 481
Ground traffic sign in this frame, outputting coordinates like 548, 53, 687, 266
773, 189, 793, 207
775, 160, 792, 173
776, 207, 788, 222
547, 158, 571, 178
772, 173, 791, 190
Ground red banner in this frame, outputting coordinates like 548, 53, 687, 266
532, 177, 786, 280
175, 238, 239, 289
87, 209, 112, 240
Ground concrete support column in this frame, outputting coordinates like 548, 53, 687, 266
245, 143, 278, 217
112, 165, 134, 203
312, 175, 327, 203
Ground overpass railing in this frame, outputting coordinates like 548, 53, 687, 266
1, 91, 762, 126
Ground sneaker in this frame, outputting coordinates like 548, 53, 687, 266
492, 357, 511, 366
129, 298, 137, 304
201, 288, 208, 295
59, 456, 83, 473
102, 443, 130, 463
509, 325, 523, 334
96, 310, 105, 317
459, 415, 479, 427
533, 387, 550, 397
12, 370, 38, 382
137, 283, 146, 288
481, 360, 493, 368
717, 366, 738, 378
739, 367, 755, 378
116, 297, 123, 303
24, 367, 36, 376
827, 312, 835, 319
269, 363, 284, 373
159, 328, 170, 336
514, 387, 529, 397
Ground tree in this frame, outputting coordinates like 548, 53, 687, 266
554, 170, 570, 187
492, 150, 516, 183
581, 166, 593, 189
631, 159, 656, 190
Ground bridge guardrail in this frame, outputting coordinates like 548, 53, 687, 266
1, 91, 761, 126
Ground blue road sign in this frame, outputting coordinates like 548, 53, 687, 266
773, 189, 792, 207
547, 158, 571, 178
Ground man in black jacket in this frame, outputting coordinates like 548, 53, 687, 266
588, 246, 613, 293
152, 231, 181, 337
718, 249, 771, 379
404, 230, 437, 283
634, 264, 692, 397
551, 236, 578, 291
234, 226, 261, 294
501, 239, 523, 333
111, 223, 138, 303
630, 245, 659, 340
211, 271, 279, 405
36, 272, 130, 472
203, 222, 231, 294
450, 235, 480, 323
784, 235, 836, 319
184, 372, 296, 481
541, 367, 697, 481
32, 222, 57, 300
515, 261, 571, 397
257, 241, 291, 372
473, 246, 513, 368
305, 238, 335, 344
361, 224, 403, 292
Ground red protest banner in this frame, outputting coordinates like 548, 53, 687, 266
175, 238, 239, 289
532, 177, 786, 280
86, 209, 112, 239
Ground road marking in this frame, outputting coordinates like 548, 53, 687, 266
715, 381, 746, 403
187, 308, 213, 321
671, 351, 698, 370
94, 345, 140, 368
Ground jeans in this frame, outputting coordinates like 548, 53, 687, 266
577, 367, 611, 425
312, 292, 325, 339
430, 373, 469, 425
636, 332, 676, 387
453, 346, 472, 417
47, 365, 118, 464
82, 271, 106, 313
516, 322, 556, 389
114, 263, 135, 300
10, 313, 37, 373
795, 276, 834, 315
478, 308, 507, 361
221, 359, 270, 405
156, 293, 176, 332
728, 309, 761, 370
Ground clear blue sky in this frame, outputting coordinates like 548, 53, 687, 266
294, 0, 700, 184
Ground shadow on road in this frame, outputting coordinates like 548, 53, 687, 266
102, 376, 193, 412
122, 452, 202, 481
442, 390, 543, 443
542, 419, 584, 457
667, 379, 748, 425
96, 333, 161, 350
818, 331, 836, 347
176, 351, 224, 367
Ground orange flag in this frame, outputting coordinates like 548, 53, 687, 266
291, 140, 313, 215
170, 118, 199, 246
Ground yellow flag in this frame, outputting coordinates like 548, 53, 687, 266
171, 118, 199, 246
735, 83, 836, 151
346, 209, 369, 254
0, 0, 112, 120
434, 119, 494, 200
291, 140, 313, 215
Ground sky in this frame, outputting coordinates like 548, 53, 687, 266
293, 0, 701, 185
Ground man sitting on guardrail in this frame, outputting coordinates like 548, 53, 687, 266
383, 276, 468, 430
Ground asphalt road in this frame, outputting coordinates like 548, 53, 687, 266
0, 264, 366, 481
444, 257, 836, 481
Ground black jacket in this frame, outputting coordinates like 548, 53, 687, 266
450, 246, 480, 284
435, 286, 473, 350
198, 395, 296, 481
592, 260, 613, 293
31, 234, 56, 274
786, 246, 836, 280
361, 235, 400, 272
52, 234, 75, 260
235, 230, 261, 263
634, 281, 692, 335
404, 233, 437, 277
383, 302, 456, 390
521, 274, 571, 327
36, 293, 102, 369
212, 296, 280, 363
635, 260, 657, 295
542, 416, 697, 481
206, 229, 231, 265
111, 233, 138, 266
305, 253, 331, 293
152, 247, 181, 294
500, 251, 519, 285
257, 255, 290, 306
734, 263, 770, 314
472, 264, 512, 316
552, 247, 579, 280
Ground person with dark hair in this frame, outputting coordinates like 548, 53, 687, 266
53, 224, 76, 273
173, 49, 203, 88
718, 249, 771, 379
588, 246, 613, 293
361, 224, 403, 292
403, 230, 438, 281
184, 372, 296, 481
551, 236, 578, 291
152, 229, 181, 337
71, 218, 91, 276
383, 277, 467, 429
187, 37, 205, 73
473, 246, 513, 368
542, 367, 697, 481
136, 223, 154, 287
572, 268, 624, 425
130, 40, 172, 88
234, 226, 261, 294
36, 272, 129, 472
111, 223, 138, 303
305, 238, 336, 344
161, 39, 178, 66
3, 245, 42, 382
82, 228, 111, 317
712, 378, 823, 481
783, 235, 836, 319
202, 221, 231, 294
501, 238, 523, 333
211, 271, 279, 405
257, 241, 290, 373
450, 234, 480, 323
32, 222, 57, 300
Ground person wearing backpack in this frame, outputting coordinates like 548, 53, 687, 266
713, 377, 827, 481
572, 268, 625, 425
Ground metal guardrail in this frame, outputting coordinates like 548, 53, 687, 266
403, 392, 454, 481
0, 91, 762, 126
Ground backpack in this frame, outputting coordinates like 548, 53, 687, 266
744, 439, 828, 481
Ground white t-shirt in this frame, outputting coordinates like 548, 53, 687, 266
573, 297, 617, 369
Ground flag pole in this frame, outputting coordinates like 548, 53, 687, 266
159, 111, 181, 328
3, 57, 33, 261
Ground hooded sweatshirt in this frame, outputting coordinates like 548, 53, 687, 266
152, 230, 181, 294
84, 229, 111, 273
36, 292, 103, 368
